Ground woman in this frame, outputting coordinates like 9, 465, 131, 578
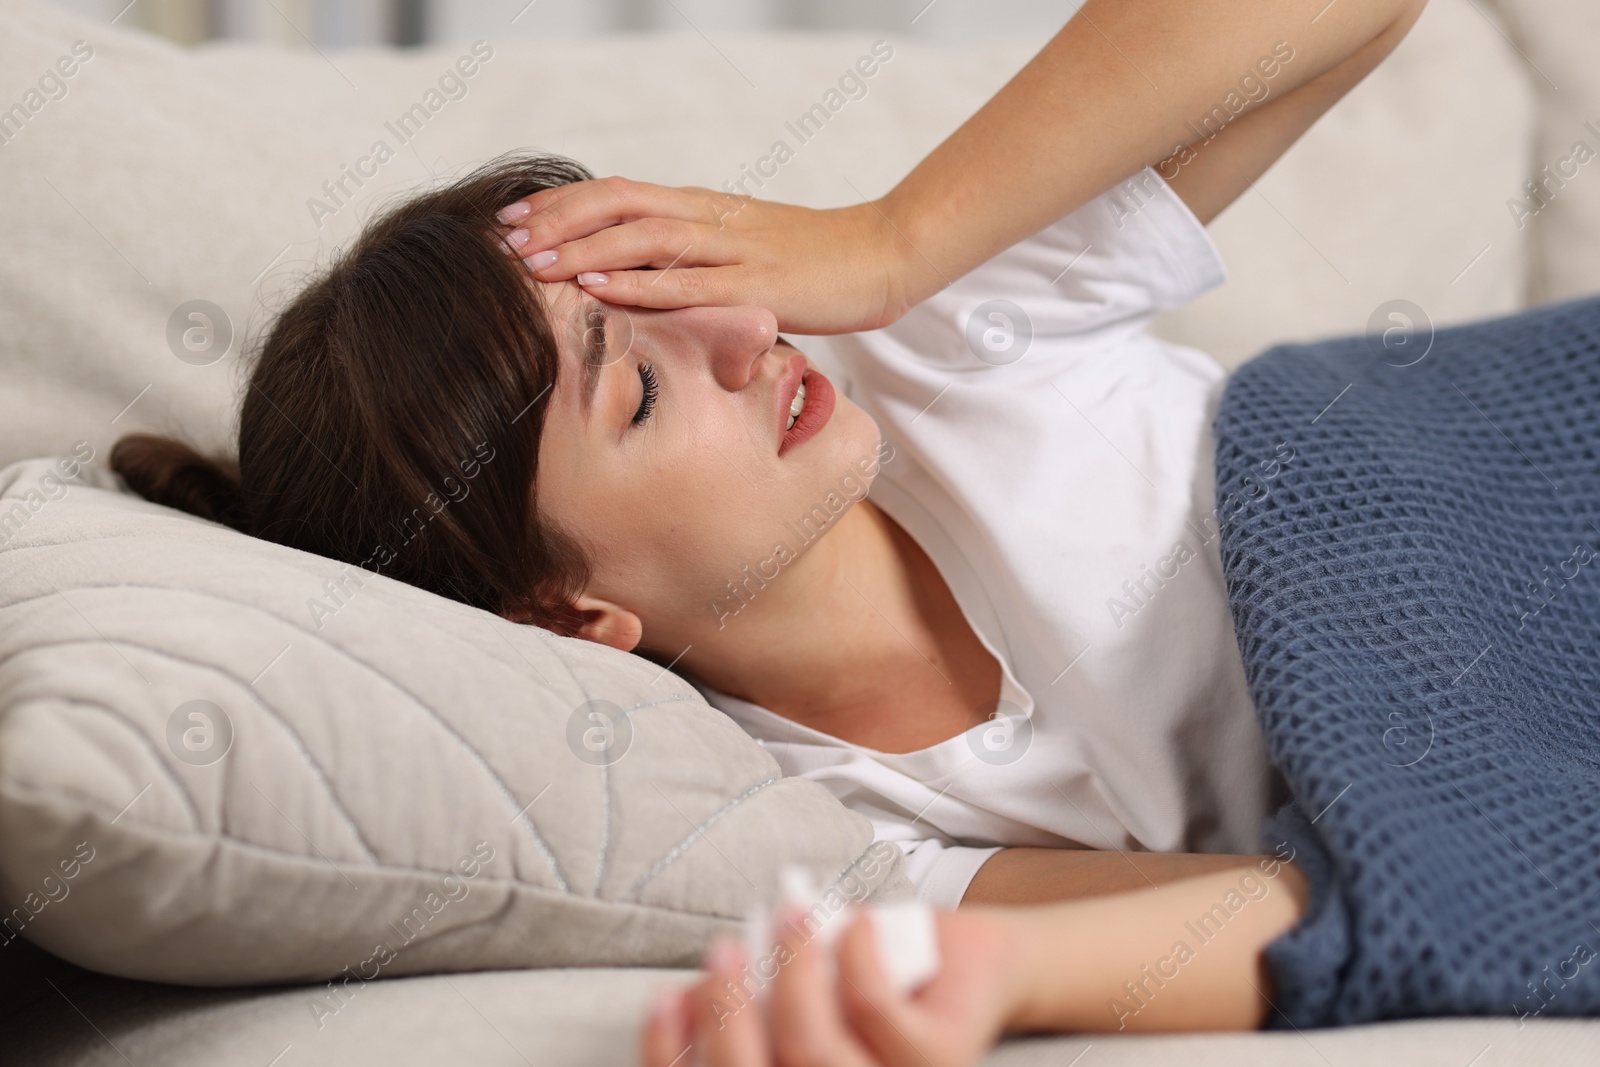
495, 0, 1425, 1056
492, 0, 1426, 907
109, 0, 1427, 1058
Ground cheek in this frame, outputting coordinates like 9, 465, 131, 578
815, 399, 886, 493
533, 423, 630, 558
589, 443, 728, 577
590, 393, 880, 594
634, 449, 779, 586
769, 401, 883, 533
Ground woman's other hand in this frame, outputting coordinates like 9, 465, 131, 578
497, 179, 927, 335
639, 902, 1024, 1067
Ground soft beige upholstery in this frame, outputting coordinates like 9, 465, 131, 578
1481, 0, 1600, 305
2, 0, 1598, 1061
0, 0, 1547, 471
6, 938, 1597, 1067
1150, 0, 1537, 366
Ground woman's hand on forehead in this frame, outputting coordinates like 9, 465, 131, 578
496, 176, 915, 336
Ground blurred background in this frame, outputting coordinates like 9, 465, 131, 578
45, 0, 1082, 46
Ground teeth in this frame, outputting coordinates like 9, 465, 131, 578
785, 382, 807, 432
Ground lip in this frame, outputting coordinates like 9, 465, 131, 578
776, 352, 835, 458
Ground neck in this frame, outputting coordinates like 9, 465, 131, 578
657, 499, 964, 745
649, 499, 985, 751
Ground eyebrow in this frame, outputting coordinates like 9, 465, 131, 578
576, 298, 608, 428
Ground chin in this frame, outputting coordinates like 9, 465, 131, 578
818, 402, 887, 493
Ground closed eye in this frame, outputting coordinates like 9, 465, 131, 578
583, 300, 654, 429
633, 362, 658, 426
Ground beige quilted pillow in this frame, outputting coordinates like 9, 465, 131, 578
0, 454, 911, 985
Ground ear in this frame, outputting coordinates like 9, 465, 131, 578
567, 594, 645, 652
501, 593, 643, 653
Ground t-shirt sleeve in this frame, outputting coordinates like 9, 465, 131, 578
848, 791, 1005, 907
898, 838, 1005, 908
833, 165, 1228, 376
795, 777, 1008, 909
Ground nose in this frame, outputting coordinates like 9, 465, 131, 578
658, 304, 778, 391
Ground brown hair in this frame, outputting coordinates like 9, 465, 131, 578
112, 153, 595, 635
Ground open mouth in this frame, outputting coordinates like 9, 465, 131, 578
785, 380, 808, 432
778, 354, 835, 458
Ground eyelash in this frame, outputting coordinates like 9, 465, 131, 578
632, 362, 659, 426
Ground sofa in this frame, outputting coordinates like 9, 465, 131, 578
3, 0, 1599, 1062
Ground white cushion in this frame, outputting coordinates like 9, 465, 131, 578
0, 454, 910, 984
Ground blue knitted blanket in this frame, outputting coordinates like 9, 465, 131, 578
1212, 294, 1600, 1029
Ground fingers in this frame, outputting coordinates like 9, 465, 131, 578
496, 178, 609, 230
688, 938, 772, 1067
499, 176, 733, 262
834, 911, 927, 1064
648, 909, 906, 1067
497, 178, 585, 222
574, 265, 741, 312
515, 217, 732, 284
640, 984, 692, 1067
766, 904, 877, 1067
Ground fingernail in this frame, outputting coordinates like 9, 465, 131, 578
504, 228, 530, 252
497, 201, 531, 223
577, 271, 609, 287
529, 249, 558, 270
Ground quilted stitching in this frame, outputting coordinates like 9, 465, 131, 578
0, 467, 910, 981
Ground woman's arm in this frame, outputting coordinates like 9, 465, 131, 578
877, 0, 1429, 308
502, 0, 1428, 334
961, 846, 1287, 907
994, 858, 1310, 1034
1153, 0, 1428, 227
641, 859, 1310, 1066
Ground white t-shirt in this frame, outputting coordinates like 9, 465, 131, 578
686, 166, 1288, 908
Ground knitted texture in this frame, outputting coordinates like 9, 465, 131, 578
1212, 294, 1600, 1029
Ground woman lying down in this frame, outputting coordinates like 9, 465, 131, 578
111, 0, 1432, 1060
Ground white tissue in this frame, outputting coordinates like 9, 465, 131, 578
741, 865, 941, 1000
865, 899, 940, 993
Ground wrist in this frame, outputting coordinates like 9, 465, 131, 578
970, 905, 1059, 1034
861, 193, 943, 326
